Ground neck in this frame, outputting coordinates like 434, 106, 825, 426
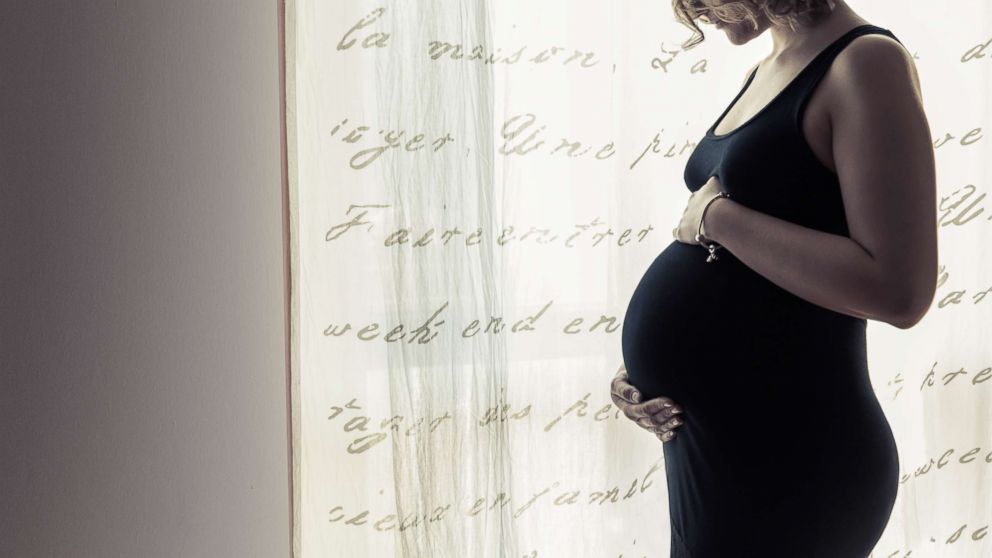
767, 1, 866, 59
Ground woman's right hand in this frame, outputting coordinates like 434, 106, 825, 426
610, 367, 684, 442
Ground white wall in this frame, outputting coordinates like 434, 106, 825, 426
0, 2, 291, 556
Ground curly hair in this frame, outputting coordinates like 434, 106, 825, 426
674, 0, 837, 49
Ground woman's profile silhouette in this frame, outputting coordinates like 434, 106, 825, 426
615, 0, 937, 556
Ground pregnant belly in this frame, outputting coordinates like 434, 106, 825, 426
620, 240, 865, 406
620, 240, 735, 401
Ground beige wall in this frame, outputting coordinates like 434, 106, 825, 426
0, 2, 291, 556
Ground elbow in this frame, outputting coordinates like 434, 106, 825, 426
883, 285, 936, 330
873, 249, 939, 329
887, 303, 926, 330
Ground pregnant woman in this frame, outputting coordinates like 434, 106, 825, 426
617, 1, 937, 556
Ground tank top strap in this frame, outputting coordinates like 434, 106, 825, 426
792, 24, 903, 128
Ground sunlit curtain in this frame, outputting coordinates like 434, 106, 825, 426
285, 1, 992, 556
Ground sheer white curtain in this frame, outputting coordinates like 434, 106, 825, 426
286, 1, 992, 556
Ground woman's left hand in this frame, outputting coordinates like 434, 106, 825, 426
672, 175, 725, 244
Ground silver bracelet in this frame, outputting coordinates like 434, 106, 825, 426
695, 191, 731, 263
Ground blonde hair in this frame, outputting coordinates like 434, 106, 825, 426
674, 0, 838, 48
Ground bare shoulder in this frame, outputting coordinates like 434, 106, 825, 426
828, 33, 922, 106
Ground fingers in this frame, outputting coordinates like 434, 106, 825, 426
656, 430, 675, 442
608, 370, 685, 442
610, 371, 641, 405
650, 403, 682, 423
612, 386, 682, 422
629, 396, 679, 418
638, 400, 685, 442
637, 414, 682, 433
622, 395, 686, 442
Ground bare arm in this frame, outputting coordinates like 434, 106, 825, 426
703, 36, 937, 329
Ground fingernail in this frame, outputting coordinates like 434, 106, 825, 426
632, 393, 641, 403
671, 405, 682, 414
662, 402, 672, 408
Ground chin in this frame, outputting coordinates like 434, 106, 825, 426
717, 23, 759, 44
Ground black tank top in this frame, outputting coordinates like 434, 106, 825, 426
685, 23, 903, 238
